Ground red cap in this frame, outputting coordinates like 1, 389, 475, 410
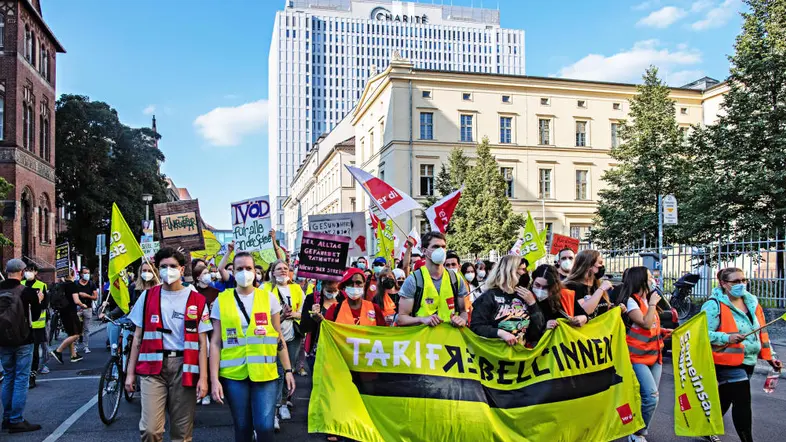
340, 267, 365, 287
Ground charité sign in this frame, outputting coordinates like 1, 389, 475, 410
370, 6, 428, 24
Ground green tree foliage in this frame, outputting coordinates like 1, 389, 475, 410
55, 95, 168, 269
0, 178, 13, 247
590, 67, 691, 248
448, 137, 524, 255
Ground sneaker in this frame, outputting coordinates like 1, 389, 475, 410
274, 416, 280, 432
50, 351, 64, 365
8, 420, 42, 433
628, 435, 647, 442
279, 404, 291, 420
39, 366, 50, 375
201, 395, 211, 405
28, 376, 36, 390
84, 347, 91, 354
71, 353, 84, 363
703, 437, 721, 442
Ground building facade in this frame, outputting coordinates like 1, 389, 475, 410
0, 0, 64, 278
269, 0, 525, 235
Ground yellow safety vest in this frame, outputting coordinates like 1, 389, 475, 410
272, 283, 304, 325
306, 283, 315, 296
414, 266, 455, 322
23, 279, 47, 329
218, 288, 279, 382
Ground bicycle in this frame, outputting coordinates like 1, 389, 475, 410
48, 309, 66, 346
98, 316, 137, 425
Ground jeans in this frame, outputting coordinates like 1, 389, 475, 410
276, 337, 301, 403
632, 362, 662, 435
106, 318, 132, 357
221, 377, 278, 442
32, 328, 49, 372
0, 344, 34, 423
78, 307, 93, 348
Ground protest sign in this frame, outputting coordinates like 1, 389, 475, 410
141, 220, 154, 243
231, 196, 273, 253
297, 231, 350, 281
308, 212, 367, 257
55, 243, 70, 278
153, 200, 205, 250
141, 241, 160, 260
550, 233, 581, 255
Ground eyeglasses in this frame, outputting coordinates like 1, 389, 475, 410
725, 278, 748, 284
349, 280, 365, 287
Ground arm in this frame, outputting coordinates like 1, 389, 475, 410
26, 289, 42, 323
396, 298, 429, 326
702, 300, 729, 345
124, 326, 144, 393
72, 292, 88, 309
273, 312, 296, 395
218, 242, 234, 282
197, 333, 208, 399
578, 281, 613, 314
628, 295, 660, 330
468, 294, 503, 339
402, 241, 413, 277
210, 320, 224, 403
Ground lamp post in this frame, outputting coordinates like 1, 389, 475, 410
142, 194, 153, 221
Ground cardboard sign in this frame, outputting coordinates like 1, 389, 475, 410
153, 200, 205, 251
308, 212, 366, 257
160, 212, 198, 238
55, 242, 70, 278
231, 196, 274, 253
550, 234, 580, 255
141, 241, 160, 260
297, 231, 350, 282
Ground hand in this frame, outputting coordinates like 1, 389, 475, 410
619, 304, 628, 314
285, 372, 296, 396
421, 315, 442, 327
269, 229, 276, 239
498, 330, 517, 346
648, 292, 662, 307
662, 328, 673, 338
514, 287, 536, 305
124, 373, 137, 394
196, 377, 208, 400
570, 315, 588, 327
311, 304, 321, 314
228, 241, 235, 252
728, 333, 745, 344
450, 315, 467, 328
546, 320, 559, 330
599, 280, 614, 292
313, 312, 324, 322
211, 381, 225, 405
770, 359, 783, 371
98, 313, 105, 320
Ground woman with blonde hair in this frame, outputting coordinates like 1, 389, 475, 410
469, 255, 544, 346
130, 261, 158, 306
564, 249, 613, 320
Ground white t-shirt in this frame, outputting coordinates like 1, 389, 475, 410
275, 285, 295, 342
210, 290, 282, 328
626, 298, 641, 313
129, 287, 213, 351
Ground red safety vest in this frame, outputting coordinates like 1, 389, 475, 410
712, 301, 772, 366
135, 285, 206, 387
626, 294, 663, 366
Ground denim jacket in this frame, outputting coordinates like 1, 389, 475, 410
700, 287, 762, 366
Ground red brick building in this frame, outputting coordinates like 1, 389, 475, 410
0, 0, 64, 281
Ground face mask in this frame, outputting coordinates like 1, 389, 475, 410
729, 283, 746, 298
594, 265, 606, 279
345, 287, 364, 300
478, 270, 486, 280
81, 274, 91, 281
275, 276, 288, 285
324, 291, 338, 299
373, 265, 385, 274
160, 267, 181, 285
533, 287, 549, 301
141, 271, 154, 282
199, 273, 212, 285
464, 272, 475, 282
235, 270, 255, 288
649, 280, 657, 291
560, 259, 573, 272
211, 272, 219, 279
382, 278, 396, 290
24, 272, 34, 281
429, 247, 447, 265
357, 263, 366, 270
518, 273, 531, 288
256, 274, 263, 282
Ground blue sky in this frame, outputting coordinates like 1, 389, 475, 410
44, 0, 743, 229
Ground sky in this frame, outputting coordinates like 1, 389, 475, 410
44, 0, 744, 230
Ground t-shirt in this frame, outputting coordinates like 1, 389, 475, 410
129, 287, 213, 351
626, 298, 641, 313
23, 279, 48, 311
469, 288, 545, 344
564, 281, 610, 319
72, 280, 97, 309
324, 301, 387, 326
274, 285, 295, 342
399, 268, 469, 301
210, 290, 282, 328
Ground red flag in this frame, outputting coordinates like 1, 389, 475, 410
346, 165, 421, 219
425, 187, 463, 233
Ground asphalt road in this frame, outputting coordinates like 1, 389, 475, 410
3, 326, 786, 442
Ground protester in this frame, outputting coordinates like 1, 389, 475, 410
701, 267, 782, 442
355, 257, 368, 270
619, 266, 668, 442
475, 261, 487, 285
254, 265, 265, 287
129, 262, 158, 308
556, 248, 575, 281
22, 263, 49, 384
392, 268, 406, 286
462, 262, 479, 296
444, 250, 461, 271
564, 250, 613, 320
325, 268, 385, 326
209, 252, 295, 442
0, 258, 43, 433
300, 279, 341, 373
469, 255, 544, 346
397, 232, 468, 327
50, 269, 87, 364
530, 264, 587, 328
125, 247, 211, 442
372, 268, 399, 325
193, 262, 220, 406
74, 267, 98, 353
216, 242, 238, 291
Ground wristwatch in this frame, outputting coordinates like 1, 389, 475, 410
284, 369, 294, 374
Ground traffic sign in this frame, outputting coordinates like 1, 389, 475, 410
96, 233, 107, 256
663, 194, 678, 225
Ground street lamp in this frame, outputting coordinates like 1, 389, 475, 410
142, 194, 153, 220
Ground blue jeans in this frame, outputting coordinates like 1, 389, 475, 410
0, 344, 34, 424
632, 362, 662, 435
221, 377, 278, 442
106, 317, 132, 360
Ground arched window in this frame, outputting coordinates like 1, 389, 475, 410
22, 105, 29, 149
40, 193, 51, 244
0, 14, 5, 49
24, 26, 30, 61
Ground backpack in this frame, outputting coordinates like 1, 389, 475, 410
0, 285, 30, 346
412, 269, 461, 315
49, 282, 71, 310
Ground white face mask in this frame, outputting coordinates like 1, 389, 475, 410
275, 275, 288, 285
560, 259, 574, 272
429, 247, 447, 265
24, 272, 34, 281
324, 291, 338, 299
533, 287, 549, 301
81, 273, 91, 281
141, 271, 154, 282
159, 267, 181, 285
211, 272, 219, 280
464, 272, 475, 282
199, 273, 212, 285
345, 287, 364, 300
235, 270, 255, 288
477, 270, 486, 280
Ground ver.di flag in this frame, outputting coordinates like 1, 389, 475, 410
672, 312, 724, 436
109, 203, 145, 313
374, 217, 395, 267
309, 308, 644, 441
345, 165, 421, 219
425, 186, 463, 233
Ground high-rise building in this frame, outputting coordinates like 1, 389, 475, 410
268, 0, 525, 235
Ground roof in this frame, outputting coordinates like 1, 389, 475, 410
178, 188, 193, 200
335, 136, 355, 153
22, 0, 66, 53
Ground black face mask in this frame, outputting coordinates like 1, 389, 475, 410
382, 278, 396, 290
595, 265, 606, 279
518, 272, 531, 288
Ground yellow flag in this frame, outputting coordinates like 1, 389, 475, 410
189, 230, 223, 261
522, 211, 546, 270
109, 270, 131, 314
375, 219, 394, 266
781, 312, 786, 321
672, 311, 724, 436
109, 203, 144, 311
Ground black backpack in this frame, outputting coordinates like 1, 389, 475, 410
49, 282, 70, 310
0, 285, 30, 346
412, 269, 461, 315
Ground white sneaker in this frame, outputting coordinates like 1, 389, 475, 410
279, 404, 291, 420
274, 416, 280, 432
201, 396, 211, 405
629, 435, 647, 442
84, 347, 91, 354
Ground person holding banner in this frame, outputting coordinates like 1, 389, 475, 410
701, 267, 782, 442
300, 279, 341, 373
530, 264, 586, 328
565, 250, 613, 320
372, 269, 400, 326
209, 252, 295, 442
470, 255, 545, 346
324, 268, 385, 326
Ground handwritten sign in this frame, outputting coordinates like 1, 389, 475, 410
550, 234, 580, 255
141, 220, 154, 243
308, 212, 366, 257
153, 200, 205, 251
297, 231, 350, 281
160, 212, 198, 238
55, 242, 70, 278
231, 196, 273, 253
141, 241, 160, 260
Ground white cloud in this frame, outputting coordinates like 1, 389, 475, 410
637, 6, 687, 28
690, 0, 713, 12
664, 69, 706, 86
143, 105, 156, 115
193, 99, 268, 147
633, 0, 661, 11
692, 0, 738, 30
556, 40, 703, 85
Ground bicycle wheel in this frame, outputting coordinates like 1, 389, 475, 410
122, 332, 137, 402
98, 357, 123, 425
48, 312, 59, 346
673, 296, 693, 321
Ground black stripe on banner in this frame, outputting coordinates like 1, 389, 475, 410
350, 367, 623, 409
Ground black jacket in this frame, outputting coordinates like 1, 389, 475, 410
1, 279, 42, 345
470, 287, 545, 344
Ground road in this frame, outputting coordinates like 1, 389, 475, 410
4, 326, 786, 442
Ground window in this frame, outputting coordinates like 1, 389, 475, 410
0, 95, 4, 140
539, 169, 552, 199
22, 105, 31, 150
420, 164, 434, 196
369, 130, 374, 153
611, 122, 620, 148
570, 225, 592, 241
422, 90, 432, 99
577, 100, 587, 108
576, 170, 588, 200
540, 97, 550, 106
680, 107, 688, 115
460, 114, 473, 142
24, 26, 31, 61
538, 119, 551, 145
502, 95, 511, 103
613, 102, 621, 110
499, 116, 512, 144
501, 167, 514, 198
575, 121, 587, 147
0, 15, 4, 49
420, 112, 433, 140
419, 218, 430, 235
462, 92, 471, 101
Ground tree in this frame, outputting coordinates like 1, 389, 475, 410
590, 67, 692, 248
55, 95, 168, 269
448, 137, 524, 255
0, 178, 13, 247
424, 147, 469, 207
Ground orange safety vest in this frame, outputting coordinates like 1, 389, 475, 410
560, 289, 576, 317
626, 294, 663, 366
712, 301, 772, 366
381, 293, 397, 317
336, 299, 377, 326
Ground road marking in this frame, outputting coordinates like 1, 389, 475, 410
42, 394, 98, 442
37, 376, 101, 383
